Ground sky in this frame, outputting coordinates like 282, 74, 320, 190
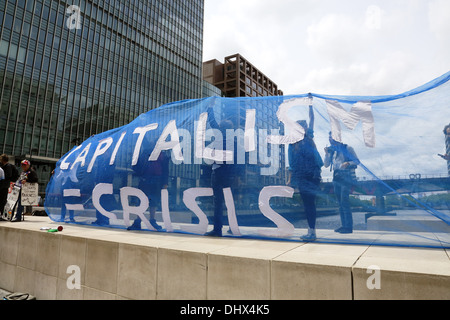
203, 0, 450, 96
203, 0, 450, 177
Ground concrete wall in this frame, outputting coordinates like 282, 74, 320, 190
0, 217, 449, 300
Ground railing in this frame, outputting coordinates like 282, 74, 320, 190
357, 174, 449, 181
321, 174, 449, 183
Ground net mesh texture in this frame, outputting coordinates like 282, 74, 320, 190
45, 72, 450, 248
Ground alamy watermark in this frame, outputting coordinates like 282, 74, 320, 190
366, 265, 381, 290
66, 5, 82, 30
66, 265, 81, 290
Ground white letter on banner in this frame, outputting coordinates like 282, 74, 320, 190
161, 189, 173, 232
92, 183, 118, 220
227, 128, 246, 165
267, 97, 311, 145
132, 124, 158, 166
182, 188, 212, 234
87, 137, 113, 173
260, 129, 281, 176
149, 120, 184, 162
70, 143, 91, 169
110, 131, 126, 165
258, 186, 295, 237
120, 187, 153, 230
245, 109, 256, 152
176, 129, 192, 165
204, 128, 234, 163
223, 187, 240, 236
195, 112, 234, 163
60, 145, 82, 170
63, 189, 84, 211
195, 112, 207, 163
327, 100, 376, 148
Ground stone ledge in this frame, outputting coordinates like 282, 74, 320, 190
0, 216, 448, 300
367, 214, 450, 233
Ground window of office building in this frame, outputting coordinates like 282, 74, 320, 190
0, 0, 204, 195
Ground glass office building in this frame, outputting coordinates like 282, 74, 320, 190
0, 0, 204, 194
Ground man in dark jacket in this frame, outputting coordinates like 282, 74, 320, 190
12, 159, 38, 222
324, 134, 360, 233
0, 154, 14, 219
204, 106, 243, 237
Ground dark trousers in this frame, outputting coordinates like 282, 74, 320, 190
14, 192, 24, 221
300, 192, 317, 229
333, 181, 353, 229
293, 176, 320, 230
211, 166, 232, 232
0, 187, 8, 216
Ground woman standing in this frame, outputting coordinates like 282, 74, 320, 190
287, 106, 323, 241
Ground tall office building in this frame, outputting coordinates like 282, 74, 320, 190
0, 0, 204, 194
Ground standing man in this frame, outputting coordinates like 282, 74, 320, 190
324, 133, 360, 234
205, 106, 241, 237
11, 160, 38, 222
0, 154, 13, 218
441, 124, 450, 176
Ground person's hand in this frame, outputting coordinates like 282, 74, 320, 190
324, 146, 334, 153
286, 177, 291, 186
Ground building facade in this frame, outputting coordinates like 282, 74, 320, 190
0, 0, 204, 194
202, 54, 286, 207
203, 53, 283, 97
201, 79, 221, 98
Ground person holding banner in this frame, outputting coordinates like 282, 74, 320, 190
287, 105, 323, 241
324, 133, 360, 234
11, 160, 38, 222
0, 155, 12, 218
128, 149, 169, 231
205, 106, 242, 237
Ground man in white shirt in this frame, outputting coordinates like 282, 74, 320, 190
324, 133, 359, 234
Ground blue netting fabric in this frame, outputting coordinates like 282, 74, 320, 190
45, 72, 450, 248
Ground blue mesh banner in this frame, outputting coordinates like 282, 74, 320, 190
45, 72, 450, 248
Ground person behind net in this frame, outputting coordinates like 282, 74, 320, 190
324, 133, 359, 234
205, 107, 241, 237
439, 124, 450, 176
286, 105, 323, 241
128, 150, 169, 231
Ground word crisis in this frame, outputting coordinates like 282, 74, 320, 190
63, 183, 299, 237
